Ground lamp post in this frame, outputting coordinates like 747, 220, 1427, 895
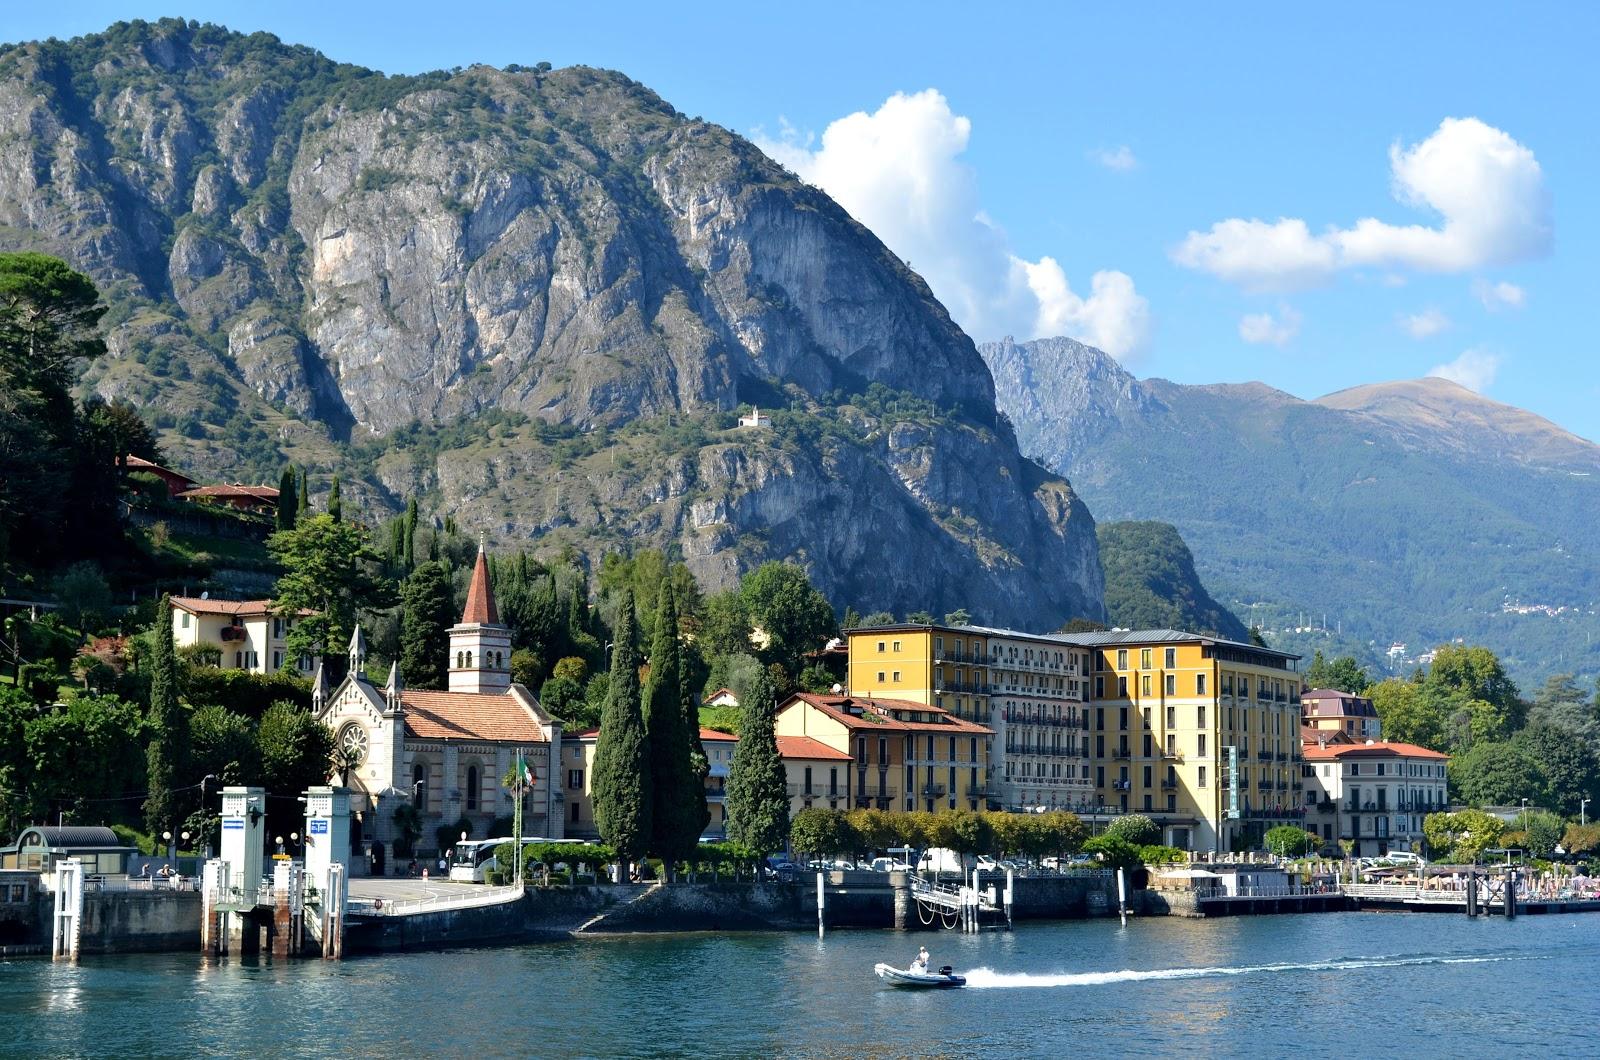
1582, 799, 1591, 828
275, 835, 285, 855
1520, 798, 1529, 834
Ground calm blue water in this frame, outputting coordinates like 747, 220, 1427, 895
3, 912, 1597, 1057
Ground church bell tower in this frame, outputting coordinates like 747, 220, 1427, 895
448, 538, 512, 694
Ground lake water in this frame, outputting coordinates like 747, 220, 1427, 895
3, 912, 1597, 1057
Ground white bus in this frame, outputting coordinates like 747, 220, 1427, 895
448, 837, 560, 883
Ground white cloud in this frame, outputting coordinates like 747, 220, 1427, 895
1428, 348, 1501, 392
1090, 145, 1138, 172
756, 89, 1150, 358
1472, 278, 1527, 310
1238, 304, 1303, 347
1173, 118, 1551, 291
1399, 308, 1451, 339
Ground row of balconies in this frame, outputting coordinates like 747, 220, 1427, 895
1001, 710, 1083, 727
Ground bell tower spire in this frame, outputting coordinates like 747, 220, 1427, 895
449, 535, 510, 693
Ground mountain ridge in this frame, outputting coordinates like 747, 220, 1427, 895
0, 18, 1104, 628
980, 335, 1600, 684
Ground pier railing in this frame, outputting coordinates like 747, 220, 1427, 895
351, 883, 524, 916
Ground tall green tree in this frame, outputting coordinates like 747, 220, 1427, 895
1448, 739, 1547, 809
1304, 651, 1371, 694
725, 664, 790, 856
1368, 677, 1448, 750
0, 253, 108, 568
276, 467, 298, 531
296, 469, 309, 518
268, 514, 394, 669
256, 700, 335, 838
1513, 722, 1600, 817
399, 561, 454, 690
403, 498, 418, 570
327, 475, 343, 522
644, 584, 703, 871
739, 562, 837, 678
592, 590, 650, 870
144, 596, 188, 835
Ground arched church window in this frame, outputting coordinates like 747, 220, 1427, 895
456, 651, 464, 669
466, 765, 480, 811
466, 650, 474, 668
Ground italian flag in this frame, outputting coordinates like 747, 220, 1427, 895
518, 755, 534, 786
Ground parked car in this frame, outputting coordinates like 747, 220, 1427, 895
869, 857, 913, 873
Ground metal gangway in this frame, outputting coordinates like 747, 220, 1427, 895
911, 871, 1012, 931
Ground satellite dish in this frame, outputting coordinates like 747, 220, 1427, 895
831, 683, 843, 694
201, 591, 209, 599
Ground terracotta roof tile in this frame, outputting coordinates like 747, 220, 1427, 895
401, 689, 547, 743
461, 547, 499, 625
699, 727, 737, 742
178, 484, 279, 500
1302, 740, 1447, 761
784, 692, 993, 735
170, 596, 274, 617
776, 735, 853, 761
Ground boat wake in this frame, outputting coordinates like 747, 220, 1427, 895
960, 951, 1546, 990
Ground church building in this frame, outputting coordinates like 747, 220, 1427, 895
313, 544, 563, 873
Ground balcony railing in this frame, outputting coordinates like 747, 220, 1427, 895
1160, 780, 1178, 790
919, 784, 947, 798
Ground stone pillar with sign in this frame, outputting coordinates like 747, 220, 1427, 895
220, 786, 266, 950
302, 786, 350, 911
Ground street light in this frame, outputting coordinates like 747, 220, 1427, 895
162, 830, 173, 873
1520, 798, 1529, 833
1583, 799, 1591, 828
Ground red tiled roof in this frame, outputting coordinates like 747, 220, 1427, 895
783, 692, 993, 735
1303, 740, 1447, 761
699, 727, 737, 742
571, 727, 600, 740
461, 546, 499, 625
170, 596, 274, 617
178, 484, 280, 500
401, 689, 547, 743
776, 735, 853, 761
125, 454, 196, 481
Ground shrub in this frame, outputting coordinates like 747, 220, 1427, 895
1264, 825, 1318, 858
1103, 814, 1159, 846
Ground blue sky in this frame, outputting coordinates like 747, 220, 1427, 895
13, 3, 1598, 438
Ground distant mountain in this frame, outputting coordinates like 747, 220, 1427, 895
0, 20, 1105, 628
980, 335, 1600, 685
1097, 521, 1248, 641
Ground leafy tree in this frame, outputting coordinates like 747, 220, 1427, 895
1368, 678, 1447, 750
592, 589, 650, 869
268, 514, 395, 667
0, 253, 107, 568
538, 674, 584, 723
327, 475, 342, 522
22, 692, 146, 829
1513, 722, 1600, 818
510, 649, 545, 691
1082, 833, 1143, 871
1562, 822, 1600, 856
256, 700, 335, 837
144, 597, 188, 835
943, 809, 994, 857
399, 561, 454, 690
790, 808, 855, 859
1449, 740, 1547, 808
82, 397, 159, 468
725, 664, 789, 857
740, 562, 836, 678
644, 584, 703, 870
1264, 825, 1318, 857
1104, 813, 1159, 846
552, 657, 588, 684
52, 561, 113, 633
1518, 810, 1565, 858
1304, 651, 1371, 694
188, 704, 259, 786
1423, 809, 1505, 863
1528, 674, 1600, 746
696, 590, 753, 659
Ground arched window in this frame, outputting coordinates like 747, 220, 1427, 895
494, 651, 503, 669
456, 651, 463, 669
412, 762, 428, 812
466, 765, 480, 811
466, 650, 474, 669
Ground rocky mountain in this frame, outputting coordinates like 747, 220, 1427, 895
1096, 521, 1248, 641
0, 20, 1103, 627
980, 336, 1600, 685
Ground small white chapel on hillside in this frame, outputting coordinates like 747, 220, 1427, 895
312, 543, 563, 873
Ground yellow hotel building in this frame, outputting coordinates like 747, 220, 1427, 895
1076, 629, 1304, 853
844, 625, 1094, 812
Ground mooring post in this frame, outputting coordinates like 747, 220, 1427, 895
1465, 869, 1478, 917
51, 859, 83, 962
1503, 871, 1516, 919
1117, 867, 1128, 926
816, 871, 825, 939
1004, 867, 1014, 930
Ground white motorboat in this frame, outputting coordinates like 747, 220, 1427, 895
874, 962, 967, 988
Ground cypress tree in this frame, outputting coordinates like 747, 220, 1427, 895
296, 470, 309, 517
144, 595, 189, 836
328, 475, 342, 522
725, 665, 790, 856
643, 584, 702, 873
276, 467, 297, 531
403, 498, 418, 570
592, 589, 650, 873
399, 561, 454, 690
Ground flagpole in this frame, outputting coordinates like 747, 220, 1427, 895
513, 747, 524, 887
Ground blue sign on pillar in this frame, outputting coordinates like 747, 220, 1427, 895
1227, 746, 1240, 820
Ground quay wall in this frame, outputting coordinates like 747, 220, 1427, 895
80, 891, 202, 954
